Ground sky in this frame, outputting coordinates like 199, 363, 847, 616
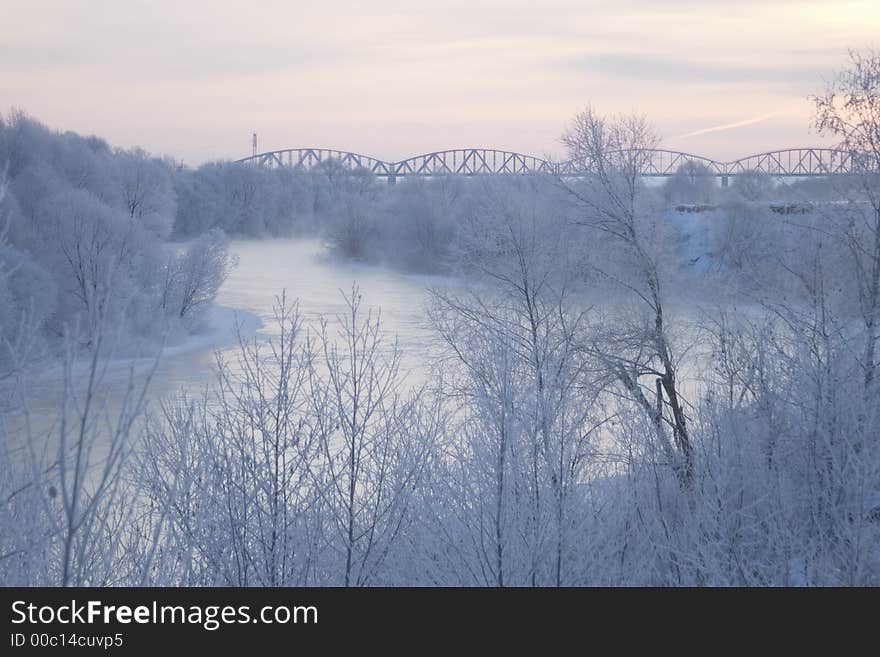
2, 0, 878, 165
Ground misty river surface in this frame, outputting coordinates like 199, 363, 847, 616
221, 237, 442, 369
129, 236, 446, 397
4, 238, 447, 446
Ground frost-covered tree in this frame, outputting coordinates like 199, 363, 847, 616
812, 48, 880, 393
379, 177, 462, 271
0, 111, 233, 354
34, 188, 139, 339
317, 162, 381, 260
0, 295, 157, 586
172, 162, 306, 238
663, 160, 716, 205
561, 106, 695, 486
307, 287, 437, 585
427, 180, 604, 585
161, 228, 234, 324
729, 169, 775, 202
137, 296, 320, 585
115, 147, 176, 239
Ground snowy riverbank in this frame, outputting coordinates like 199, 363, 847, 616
2, 304, 263, 411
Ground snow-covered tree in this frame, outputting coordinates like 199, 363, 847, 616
813, 47, 880, 393
561, 106, 695, 486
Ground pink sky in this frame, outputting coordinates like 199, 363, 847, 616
2, 0, 878, 165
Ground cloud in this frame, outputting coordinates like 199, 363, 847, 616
669, 110, 790, 140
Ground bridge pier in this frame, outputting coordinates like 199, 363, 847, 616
387, 174, 397, 185
721, 175, 729, 188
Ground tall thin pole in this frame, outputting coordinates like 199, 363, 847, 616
252, 132, 257, 157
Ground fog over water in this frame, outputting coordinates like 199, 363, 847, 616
3, 237, 448, 445
219, 237, 444, 381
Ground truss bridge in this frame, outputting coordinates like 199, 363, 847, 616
237, 146, 868, 185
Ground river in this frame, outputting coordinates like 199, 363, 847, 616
218, 237, 443, 379
2, 237, 446, 449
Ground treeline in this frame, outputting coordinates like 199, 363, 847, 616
313, 164, 875, 323
0, 111, 300, 372
298, 148, 860, 279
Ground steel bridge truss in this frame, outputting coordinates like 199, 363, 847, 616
238, 146, 873, 182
